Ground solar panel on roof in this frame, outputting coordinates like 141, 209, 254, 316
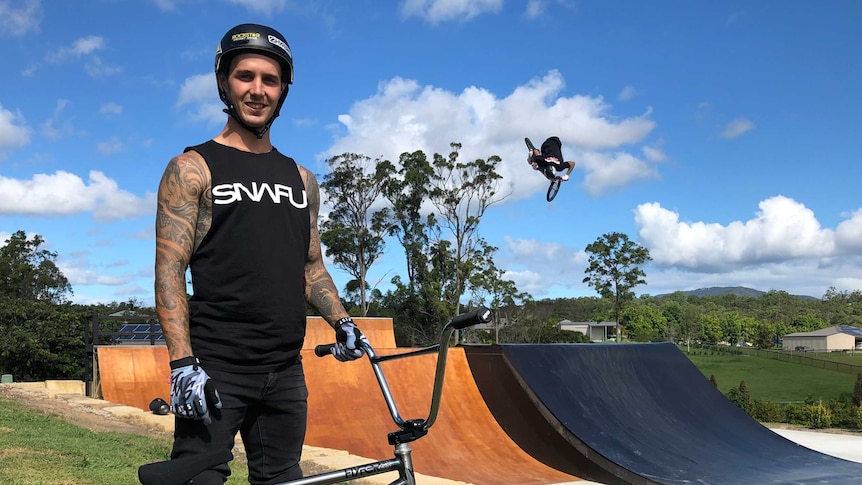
839, 325, 862, 336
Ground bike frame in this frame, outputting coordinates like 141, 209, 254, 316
286, 308, 491, 484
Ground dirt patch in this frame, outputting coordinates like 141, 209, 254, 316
0, 386, 168, 439
0, 386, 338, 477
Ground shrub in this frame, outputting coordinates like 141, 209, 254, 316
853, 373, 862, 407
726, 380, 753, 415
751, 399, 785, 423
804, 399, 832, 429
784, 403, 808, 426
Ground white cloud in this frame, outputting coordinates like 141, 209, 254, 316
327, 70, 659, 200
401, 0, 503, 23
0, 0, 42, 37
99, 103, 123, 116
97, 137, 124, 155
84, 57, 123, 78
580, 151, 659, 197
0, 104, 31, 156
227, 0, 289, 14
47, 35, 106, 62
835, 209, 862, 254
635, 195, 835, 270
0, 170, 155, 221
41, 99, 76, 141
618, 85, 637, 101
720, 117, 755, 139
500, 236, 589, 296
642, 145, 666, 162
524, 0, 544, 19
176, 73, 224, 124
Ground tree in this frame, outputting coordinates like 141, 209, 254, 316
467, 244, 531, 344
429, 142, 508, 318
319, 153, 392, 316
582, 232, 651, 341
0, 230, 72, 303
381, 150, 447, 345
620, 303, 667, 342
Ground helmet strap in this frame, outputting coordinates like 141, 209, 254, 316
223, 105, 273, 140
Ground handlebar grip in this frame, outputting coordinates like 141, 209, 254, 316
449, 306, 492, 330
315, 343, 336, 357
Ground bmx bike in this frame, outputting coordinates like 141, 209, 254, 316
525, 137, 563, 202
138, 307, 493, 485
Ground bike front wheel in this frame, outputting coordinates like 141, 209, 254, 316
546, 177, 561, 202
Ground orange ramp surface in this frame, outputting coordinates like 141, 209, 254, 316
96, 345, 170, 411
96, 317, 585, 484
303, 347, 582, 485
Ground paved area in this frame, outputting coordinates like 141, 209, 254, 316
770, 428, 862, 463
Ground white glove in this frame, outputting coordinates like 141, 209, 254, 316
562, 174, 569, 181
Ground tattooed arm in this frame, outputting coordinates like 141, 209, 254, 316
154, 151, 210, 361
300, 166, 350, 328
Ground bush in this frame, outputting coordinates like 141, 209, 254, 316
827, 394, 857, 429
726, 380, 753, 415
853, 373, 862, 407
784, 403, 808, 426
751, 399, 785, 423
855, 405, 862, 430
804, 399, 832, 429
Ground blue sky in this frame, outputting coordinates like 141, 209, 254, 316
1, 0, 861, 305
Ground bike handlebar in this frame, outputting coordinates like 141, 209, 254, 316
313, 307, 491, 357
314, 307, 492, 433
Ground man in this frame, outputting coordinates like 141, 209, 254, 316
528, 136, 575, 181
153, 23, 365, 484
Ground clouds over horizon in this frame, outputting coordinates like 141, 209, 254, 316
502, 195, 862, 299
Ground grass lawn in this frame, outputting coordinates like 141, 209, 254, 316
684, 351, 858, 403
0, 396, 249, 485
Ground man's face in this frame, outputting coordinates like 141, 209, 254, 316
221, 53, 285, 128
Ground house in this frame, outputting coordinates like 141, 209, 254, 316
781, 325, 862, 352
557, 320, 616, 342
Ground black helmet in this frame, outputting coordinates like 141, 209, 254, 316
214, 23, 293, 139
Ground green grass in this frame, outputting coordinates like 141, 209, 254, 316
0, 396, 249, 485
685, 351, 858, 402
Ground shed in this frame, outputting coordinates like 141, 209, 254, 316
782, 325, 862, 352
558, 321, 616, 342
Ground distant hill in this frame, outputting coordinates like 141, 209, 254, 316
658, 286, 818, 300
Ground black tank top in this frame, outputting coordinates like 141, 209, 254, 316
185, 140, 310, 372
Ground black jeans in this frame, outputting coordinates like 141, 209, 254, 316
171, 361, 309, 485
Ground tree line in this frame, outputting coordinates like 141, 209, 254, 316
2, 143, 861, 381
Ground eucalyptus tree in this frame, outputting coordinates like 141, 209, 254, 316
583, 232, 651, 341
319, 153, 394, 316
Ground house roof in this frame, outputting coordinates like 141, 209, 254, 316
785, 325, 862, 337
558, 321, 616, 327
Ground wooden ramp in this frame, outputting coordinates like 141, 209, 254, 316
96, 345, 170, 411
96, 317, 584, 484
303, 347, 581, 485
96, 317, 396, 410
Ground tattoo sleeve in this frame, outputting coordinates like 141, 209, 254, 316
154, 152, 208, 361
301, 167, 350, 328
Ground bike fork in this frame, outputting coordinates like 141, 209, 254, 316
389, 443, 416, 485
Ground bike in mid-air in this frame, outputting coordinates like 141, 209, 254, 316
525, 137, 565, 202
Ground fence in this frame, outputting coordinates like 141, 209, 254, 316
83, 314, 163, 396
702, 345, 862, 377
